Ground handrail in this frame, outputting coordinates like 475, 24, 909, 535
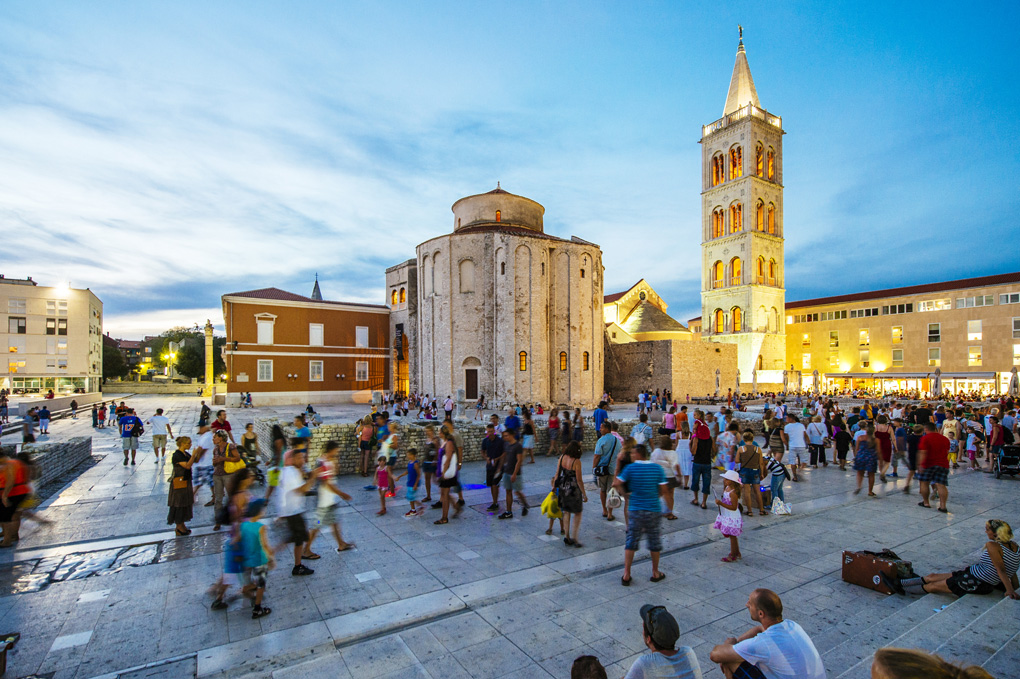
703, 104, 782, 136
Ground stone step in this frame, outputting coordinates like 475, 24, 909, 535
982, 630, 1020, 677
819, 592, 955, 675
933, 597, 1020, 668
834, 594, 1001, 679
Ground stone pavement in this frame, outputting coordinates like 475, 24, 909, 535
1, 395, 1017, 678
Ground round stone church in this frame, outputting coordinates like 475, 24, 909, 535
387, 185, 604, 407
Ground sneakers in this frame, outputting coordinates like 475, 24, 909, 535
292, 564, 314, 576
486, 503, 500, 511
252, 605, 272, 618
404, 509, 417, 517
498, 511, 513, 520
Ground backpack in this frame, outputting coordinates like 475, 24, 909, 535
1003, 427, 1015, 445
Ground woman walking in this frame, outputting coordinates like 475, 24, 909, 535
168, 436, 198, 535
356, 416, 374, 477
874, 414, 896, 482
806, 416, 828, 468
853, 422, 879, 497
522, 410, 536, 464
434, 429, 460, 524
571, 408, 584, 448
554, 441, 587, 547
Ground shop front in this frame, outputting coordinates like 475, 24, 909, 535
822, 371, 998, 397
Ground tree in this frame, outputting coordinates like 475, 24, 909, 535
175, 344, 205, 379
103, 346, 129, 380
144, 325, 227, 380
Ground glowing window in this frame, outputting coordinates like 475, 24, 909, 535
767, 203, 775, 234
802, 353, 811, 370
859, 329, 870, 346
892, 326, 903, 344
559, 351, 567, 371
755, 143, 764, 177
767, 148, 775, 180
714, 309, 725, 333
729, 257, 742, 286
519, 351, 527, 371
583, 352, 590, 371
730, 202, 743, 232
968, 346, 982, 367
712, 153, 725, 186
495, 210, 501, 222
756, 201, 764, 231
712, 208, 725, 238
732, 307, 742, 332
756, 257, 765, 284
713, 261, 724, 289
768, 259, 776, 286
391, 290, 397, 305
729, 146, 743, 179
399, 288, 406, 304
967, 320, 982, 341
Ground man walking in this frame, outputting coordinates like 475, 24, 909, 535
917, 422, 950, 512
210, 430, 241, 530
119, 408, 143, 466
146, 408, 174, 463
198, 401, 211, 427
616, 444, 667, 585
781, 414, 809, 481
498, 429, 529, 519
482, 424, 504, 511
593, 421, 620, 520
69, 399, 78, 420
278, 448, 317, 575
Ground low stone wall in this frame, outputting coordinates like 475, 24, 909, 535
15, 393, 106, 418
102, 381, 223, 395
1, 437, 93, 487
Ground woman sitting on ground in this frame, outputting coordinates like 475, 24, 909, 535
871, 647, 993, 679
886, 519, 1019, 599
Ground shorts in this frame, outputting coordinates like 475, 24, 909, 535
152, 435, 167, 449
664, 478, 680, 490
0, 495, 27, 522
739, 468, 760, 486
732, 660, 767, 679
522, 435, 535, 449
122, 436, 139, 451
315, 504, 339, 527
283, 514, 309, 544
439, 476, 458, 489
788, 448, 806, 464
485, 464, 502, 487
946, 568, 1001, 597
267, 467, 280, 487
918, 466, 949, 486
625, 510, 663, 552
359, 440, 372, 452
224, 546, 244, 575
193, 467, 214, 488
39, 419, 50, 429
596, 473, 614, 493
243, 565, 268, 589
422, 461, 437, 475
501, 474, 524, 492
406, 486, 419, 502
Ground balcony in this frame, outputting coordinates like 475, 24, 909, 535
703, 104, 783, 137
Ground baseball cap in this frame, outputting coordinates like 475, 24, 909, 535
640, 604, 680, 649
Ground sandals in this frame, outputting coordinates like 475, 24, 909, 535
302, 552, 321, 560
665, 514, 678, 520
690, 500, 699, 506
545, 528, 553, 535
650, 572, 666, 582
758, 511, 767, 516
337, 543, 355, 552
721, 555, 738, 563
868, 492, 877, 497
700, 503, 707, 509
621, 576, 632, 586
175, 528, 192, 536
433, 518, 449, 525
917, 502, 931, 508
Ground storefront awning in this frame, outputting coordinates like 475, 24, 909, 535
823, 371, 997, 380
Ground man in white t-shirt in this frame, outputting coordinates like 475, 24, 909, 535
649, 436, 680, 520
305, 441, 354, 558
146, 408, 173, 462
710, 589, 825, 679
780, 415, 809, 481
278, 449, 317, 576
191, 424, 215, 507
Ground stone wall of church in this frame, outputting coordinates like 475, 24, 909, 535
386, 259, 418, 395
416, 231, 603, 408
604, 337, 738, 401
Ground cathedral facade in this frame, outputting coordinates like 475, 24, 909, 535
700, 35, 787, 388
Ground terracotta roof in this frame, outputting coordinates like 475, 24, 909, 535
620, 301, 690, 335
118, 340, 142, 349
454, 224, 567, 241
224, 287, 389, 310
786, 272, 1020, 310
604, 280, 644, 305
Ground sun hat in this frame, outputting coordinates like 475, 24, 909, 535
721, 470, 741, 483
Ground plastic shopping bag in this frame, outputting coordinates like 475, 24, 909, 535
771, 497, 792, 515
541, 491, 562, 519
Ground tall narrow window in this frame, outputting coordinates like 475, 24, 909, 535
729, 145, 743, 179
928, 323, 941, 343
767, 147, 775, 180
309, 323, 324, 347
713, 261, 724, 289
559, 351, 567, 371
860, 349, 870, 368
355, 326, 369, 348
582, 352, 590, 371
57, 319, 67, 336
729, 257, 742, 286
257, 360, 273, 382
356, 361, 369, 381
500, 262, 505, 275
714, 309, 725, 333
731, 307, 743, 332
256, 319, 274, 345
399, 288, 406, 304
891, 326, 903, 344
755, 143, 764, 177
391, 290, 398, 305
892, 349, 903, 368
309, 360, 323, 381
767, 203, 775, 234
46, 318, 57, 335
755, 201, 764, 231
495, 210, 501, 222
768, 259, 776, 286
712, 153, 725, 186
967, 320, 982, 341
968, 346, 982, 367
859, 329, 870, 346
712, 208, 725, 238
928, 348, 941, 366
756, 257, 765, 284
519, 351, 527, 371
829, 331, 839, 348
730, 202, 743, 232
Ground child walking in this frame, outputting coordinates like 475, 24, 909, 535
241, 499, 274, 619
375, 455, 390, 515
966, 427, 980, 470
396, 449, 423, 517
947, 431, 959, 469
714, 470, 743, 562
675, 428, 693, 490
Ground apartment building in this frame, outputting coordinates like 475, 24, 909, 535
2, 275, 104, 393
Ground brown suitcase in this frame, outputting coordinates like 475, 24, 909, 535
841, 550, 913, 595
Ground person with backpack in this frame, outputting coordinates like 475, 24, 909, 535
119, 408, 144, 466
593, 421, 620, 521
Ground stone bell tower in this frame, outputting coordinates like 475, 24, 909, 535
700, 28, 787, 384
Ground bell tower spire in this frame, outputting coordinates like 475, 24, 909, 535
723, 25, 760, 116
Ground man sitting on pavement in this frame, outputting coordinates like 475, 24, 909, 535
624, 604, 703, 678
709, 588, 825, 679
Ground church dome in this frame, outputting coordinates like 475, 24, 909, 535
451, 184, 545, 233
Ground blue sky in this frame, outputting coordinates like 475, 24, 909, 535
1, 1, 1017, 337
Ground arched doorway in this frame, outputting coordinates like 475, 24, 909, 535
463, 357, 481, 400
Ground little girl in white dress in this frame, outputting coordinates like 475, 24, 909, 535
675, 431, 693, 490
714, 470, 743, 562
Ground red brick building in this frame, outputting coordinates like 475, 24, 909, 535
221, 286, 390, 405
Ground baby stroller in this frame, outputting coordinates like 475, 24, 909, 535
241, 449, 267, 486
994, 445, 1020, 479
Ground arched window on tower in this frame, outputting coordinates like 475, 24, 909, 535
495, 210, 501, 222
770, 307, 780, 333
756, 256, 765, 285
582, 352, 590, 371
559, 351, 567, 371
500, 262, 505, 275
713, 261, 724, 289
767, 147, 775, 181
712, 153, 725, 186
519, 351, 527, 371
729, 145, 743, 179
768, 259, 777, 286
729, 202, 743, 233
755, 200, 765, 232
399, 288, 406, 304
729, 257, 742, 286
731, 307, 743, 333
757, 355, 764, 370
391, 290, 398, 306
714, 308, 725, 333
767, 203, 776, 234
712, 208, 725, 238
758, 305, 767, 332
755, 143, 764, 177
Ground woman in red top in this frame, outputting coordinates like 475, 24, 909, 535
0, 453, 31, 547
547, 412, 561, 457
